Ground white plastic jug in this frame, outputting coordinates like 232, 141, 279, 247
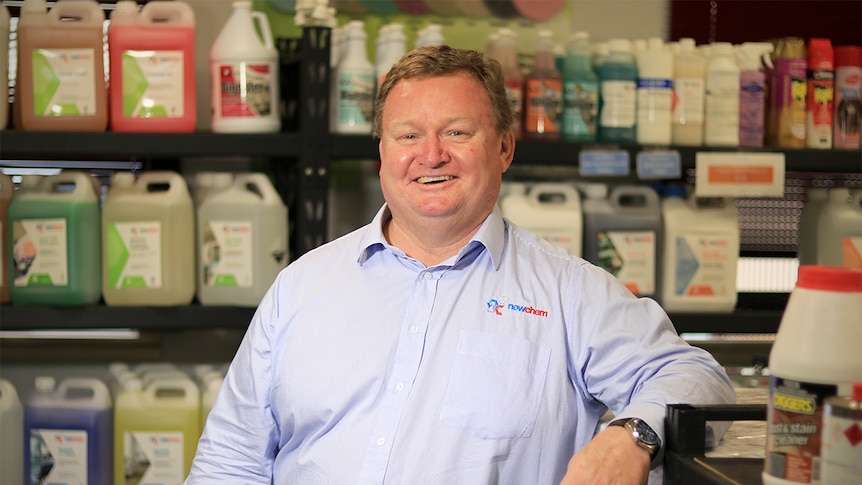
197, 172, 288, 306
816, 187, 862, 269
500, 182, 583, 257
210, 1, 280, 133
660, 188, 740, 313
102, 171, 195, 306
113, 376, 200, 485
0, 378, 24, 485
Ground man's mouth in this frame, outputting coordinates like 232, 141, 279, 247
416, 175, 454, 184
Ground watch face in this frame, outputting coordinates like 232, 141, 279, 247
634, 419, 659, 446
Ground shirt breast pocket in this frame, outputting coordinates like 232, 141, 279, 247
440, 330, 551, 440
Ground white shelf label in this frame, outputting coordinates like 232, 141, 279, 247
695, 152, 786, 197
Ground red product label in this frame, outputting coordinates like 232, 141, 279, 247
807, 69, 834, 138
217, 62, 274, 118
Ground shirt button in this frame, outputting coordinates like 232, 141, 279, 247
395, 382, 404, 391
409, 325, 419, 334
423, 272, 432, 280
377, 437, 385, 446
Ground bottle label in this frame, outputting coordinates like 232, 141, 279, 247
765, 376, 837, 484
202, 221, 254, 288
31, 48, 97, 117
672, 77, 705, 125
637, 78, 673, 140
106, 221, 163, 289
124, 431, 184, 484
524, 78, 562, 136
215, 62, 276, 119
562, 79, 598, 138
833, 67, 862, 148
739, 77, 766, 146
30, 429, 88, 484
771, 58, 808, 145
336, 71, 374, 129
599, 80, 636, 128
121, 50, 185, 118
822, 398, 862, 484
807, 69, 834, 147
12, 218, 68, 287
672, 233, 733, 297
597, 230, 655, 295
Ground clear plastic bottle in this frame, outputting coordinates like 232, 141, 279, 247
599, 38, 638, 143
672, 38, 706, 146
636, 38, 673, 145
561, 32, 598, 142
331, 20, 374, 134
704, 42, 740, 146
523, 30, 563, 141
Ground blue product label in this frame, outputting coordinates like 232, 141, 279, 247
637, 78, 673, 89
337, 72, 374, 128
637, 150, 681, 179
562, 80, 599, 137
579, 150, 630, 176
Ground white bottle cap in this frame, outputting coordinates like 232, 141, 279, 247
608, 38, 632, 54
34, 376, 56, 392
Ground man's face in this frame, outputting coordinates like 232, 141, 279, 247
377, 72, 514, 234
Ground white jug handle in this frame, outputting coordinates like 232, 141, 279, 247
252, 11, 275, 50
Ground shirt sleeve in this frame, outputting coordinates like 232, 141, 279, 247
184, 277, 282, 483
568, 263, 737, 458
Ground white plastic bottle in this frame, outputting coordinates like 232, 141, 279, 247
764, 265, 862, 485
636, 37, 674, 145
704, 42, 741, 146
660, 186, 740, 312
0, 378, 24, 485
500, 182, 582, 257
672, 38, 706, 146
375, 23, 405, 90
817, 187, 862, 268
331, 20, 374, 134
210, 1, 280, 133
796, 187, 830, 266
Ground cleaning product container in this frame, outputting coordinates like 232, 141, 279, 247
24, 377, 113, 485
660, 187, 740, 313
0, 173, 13, 303
0, 4, 10, 130
8, 171, 101, 306
796, 187, 829, 266
113, 376, 200, 485
500, 182, 582, 257
15, 0, 107, 131
199, 372, 223, 430
582, 184, 662, 298
197, 172, 288, 306
210, 1, 280, 133
764, 266, 862, 485
1, 378, 24, 485
816, 187, 862, 269
108, 0, 196, 132
102, 171, 195, 306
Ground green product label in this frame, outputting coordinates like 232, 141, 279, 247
12, 218, 68, 287
122, 50, 185, 118
106, 221, 163, 289
31, 48, 97, 117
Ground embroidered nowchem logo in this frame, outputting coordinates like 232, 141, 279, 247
486, 296, 549, 318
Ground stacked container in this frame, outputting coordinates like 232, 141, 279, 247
0, 378, 24, 485
14, 0, 107, 131
197, 172, 288, 306
8, 171, 101, 305
583, 184, 662, 299
24, 377, 113, 485
0, 173, 12, 304
101, 171, 195, 306
108, 0, 197, 132
500, 182, 583, 257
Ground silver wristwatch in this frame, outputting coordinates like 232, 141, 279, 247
608, 417, 661, 461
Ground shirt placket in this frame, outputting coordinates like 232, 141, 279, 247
356, 267, 441, 485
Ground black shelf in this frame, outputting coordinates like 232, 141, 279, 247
0, 305, 780, 334
0, 130, 304, 161
331, 134, 861, 172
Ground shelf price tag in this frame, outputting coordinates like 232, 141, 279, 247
695, 152, 786, 197
579, 149, 630, 176
637, 150, 681, 179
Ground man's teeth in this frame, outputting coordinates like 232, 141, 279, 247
417, 176, 453, 184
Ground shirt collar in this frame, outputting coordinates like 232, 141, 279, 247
357, 204, 506, 270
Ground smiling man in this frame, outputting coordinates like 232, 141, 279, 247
185, 45, 735, 485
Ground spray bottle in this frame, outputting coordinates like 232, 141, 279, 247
737, 42, 774, 147
806, 38, 835, 149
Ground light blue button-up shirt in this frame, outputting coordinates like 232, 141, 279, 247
186, 205, 735, 484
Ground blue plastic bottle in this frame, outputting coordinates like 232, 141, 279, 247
599, 38, 638, 143
562, 31, 599, 142
24, 377, 113, 485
